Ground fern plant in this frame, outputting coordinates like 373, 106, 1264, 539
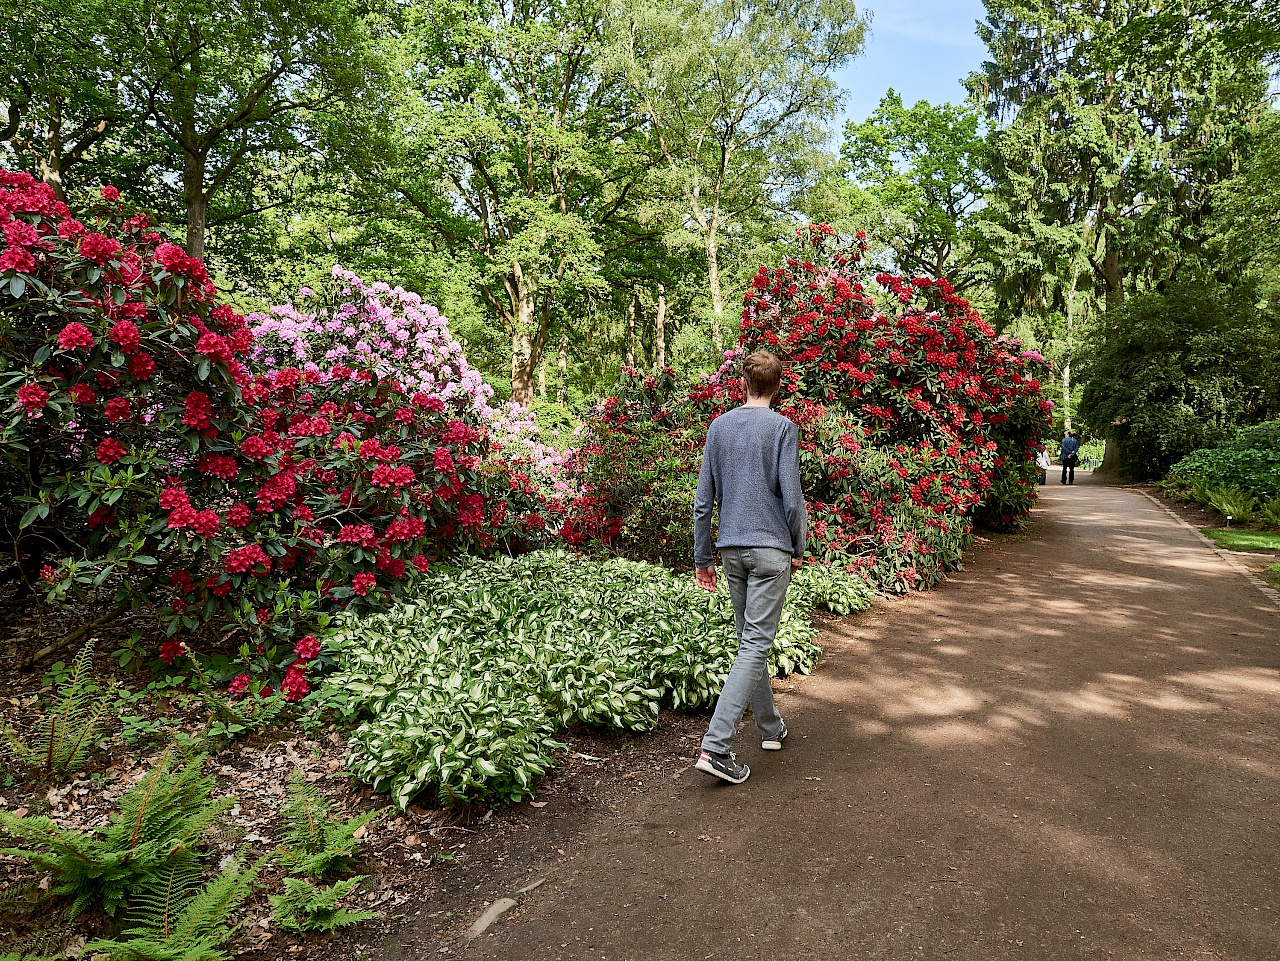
269, 875, 378, 933
81, 853, 264, 961
1206, 485, 1257, 522
2, 640, 109, 781
276, 773, 380, 879
1260, 495, 1280, 529
0, 751, 232, 917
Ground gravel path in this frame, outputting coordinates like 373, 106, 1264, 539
451, 474, 1280, 960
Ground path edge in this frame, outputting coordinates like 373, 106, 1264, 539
1133, 488, 1280, 612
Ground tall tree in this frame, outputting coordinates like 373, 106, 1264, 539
604, 0, 868, 349
341, 0, 654, 405
837, 91, 988, 289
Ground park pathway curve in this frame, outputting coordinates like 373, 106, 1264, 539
452, 475, 1280, 961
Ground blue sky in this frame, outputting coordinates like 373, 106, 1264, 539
833, 0, 991, 130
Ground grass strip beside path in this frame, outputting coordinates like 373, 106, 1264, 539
1200, 528, 1280, 552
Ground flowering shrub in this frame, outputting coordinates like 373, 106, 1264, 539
0, 170, 552, 690
569, 227, 1051, 591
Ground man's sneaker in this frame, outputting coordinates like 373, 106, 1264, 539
761, 721, 789, 751
694, 750, 750, 784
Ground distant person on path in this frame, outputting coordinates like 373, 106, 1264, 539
692, 350, 807, 785
1060, 430, 1080, 485
1036, 446, 1050, 485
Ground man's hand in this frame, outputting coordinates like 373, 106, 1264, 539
695, 566, 717, 591
791, 557, 803, 573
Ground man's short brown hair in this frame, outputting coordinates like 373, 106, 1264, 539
742, 350, 782, 399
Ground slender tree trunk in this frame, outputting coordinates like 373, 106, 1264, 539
39, 92, 66, 201
655, 283, 667, 369
1063, 284, 1075, 432
625, 289, 638, 367
557, 332, 568, 406
705, 230, 725, 352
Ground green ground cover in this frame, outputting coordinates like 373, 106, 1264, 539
319, 551, 873, 807
1200, 528, 1280, 552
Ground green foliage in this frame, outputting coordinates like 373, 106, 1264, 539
1261, 496, 1280, 530
2, 641, 109, 781
277, 773, 380, 879
269, 876, 378, 934
326, 551, 870, 807
0, 752, 231, 917
202, 693, 288, 745
1078, 282, 1280, 478
836, 92, 987, 289
1200, 528, 1280, 553
1168, 419, 1280, 498
81, 854, 263, 961
1204, 487, 1258, 523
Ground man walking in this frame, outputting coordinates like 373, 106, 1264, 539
1061, 430, 1080, 485
692, 350, 807, 785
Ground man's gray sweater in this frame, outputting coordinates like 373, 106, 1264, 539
693, 405, 808, 568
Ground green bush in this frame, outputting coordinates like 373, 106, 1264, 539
324, 551, 871, 807
1168, 418, 1280, 498
1204, 486, 1258, 522
1078, 282, 1280, 478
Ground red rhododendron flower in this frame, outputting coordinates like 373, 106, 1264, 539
338, 524, 378, 548
227, 673, 251, 697
195, 332, 233, 362
104, 397, 131, 422
197, 453, 237, 480
410, 554, 431, 573
57, 322, 95, 351
352, 571, 376, 596
182, 391, 214, 431
294, 635, 321, 659
159, 639, 186, 665
0, 246, 36, 273
226, 503, 252, 527
281, 664, 310, 702
3, 220, 38, 248
15, 383, 48, 415
188, 510, 220, 537
239, 435, 271, 459
68, 382, 97, 405
101, 185, 120, 202
224, 544, 271, 575
109, 319, 141, 353
79, 232, 122, 265
96, 437, 128, 464
433, 447, 455, 474
127, 352, 156, 380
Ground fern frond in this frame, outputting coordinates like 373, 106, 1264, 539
0, 881, 50, 921
0, 752, 233, 918
269, 875, 379, 933
277, 773, 380, 879
2, 640, 109, 781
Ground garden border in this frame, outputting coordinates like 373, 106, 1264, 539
1134, 489, 1280, 611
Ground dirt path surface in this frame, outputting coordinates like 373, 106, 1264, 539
426, 474, 1280, 961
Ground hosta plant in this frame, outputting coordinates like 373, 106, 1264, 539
324, 551, 871, 807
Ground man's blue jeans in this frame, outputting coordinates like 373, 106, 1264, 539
701, 546, 791, 756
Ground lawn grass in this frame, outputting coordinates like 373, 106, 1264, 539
1201, 527, 1280, 552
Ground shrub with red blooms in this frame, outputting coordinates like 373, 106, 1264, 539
0, 169, 554, 692
569, 226, 1051, 592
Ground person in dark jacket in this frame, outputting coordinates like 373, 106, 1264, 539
691, 350, 807, 785
1060, 430, 1080, 485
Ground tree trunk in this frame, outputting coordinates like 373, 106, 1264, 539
625, 289, 638, 368
183, 149, 208, 260
39, 92, 66, 201
655, 283, 667, 370
508, 270, 542, 406
705, 230, 725, 353
1102, 244, 1123, 310
557, 332, 568, 406
1063, 284, 1075, 432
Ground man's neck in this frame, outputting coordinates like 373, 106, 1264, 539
742, 396, 772, 408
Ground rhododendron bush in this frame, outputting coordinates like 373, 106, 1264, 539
0, 171, 552, 692
571, 227, 1052, 592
